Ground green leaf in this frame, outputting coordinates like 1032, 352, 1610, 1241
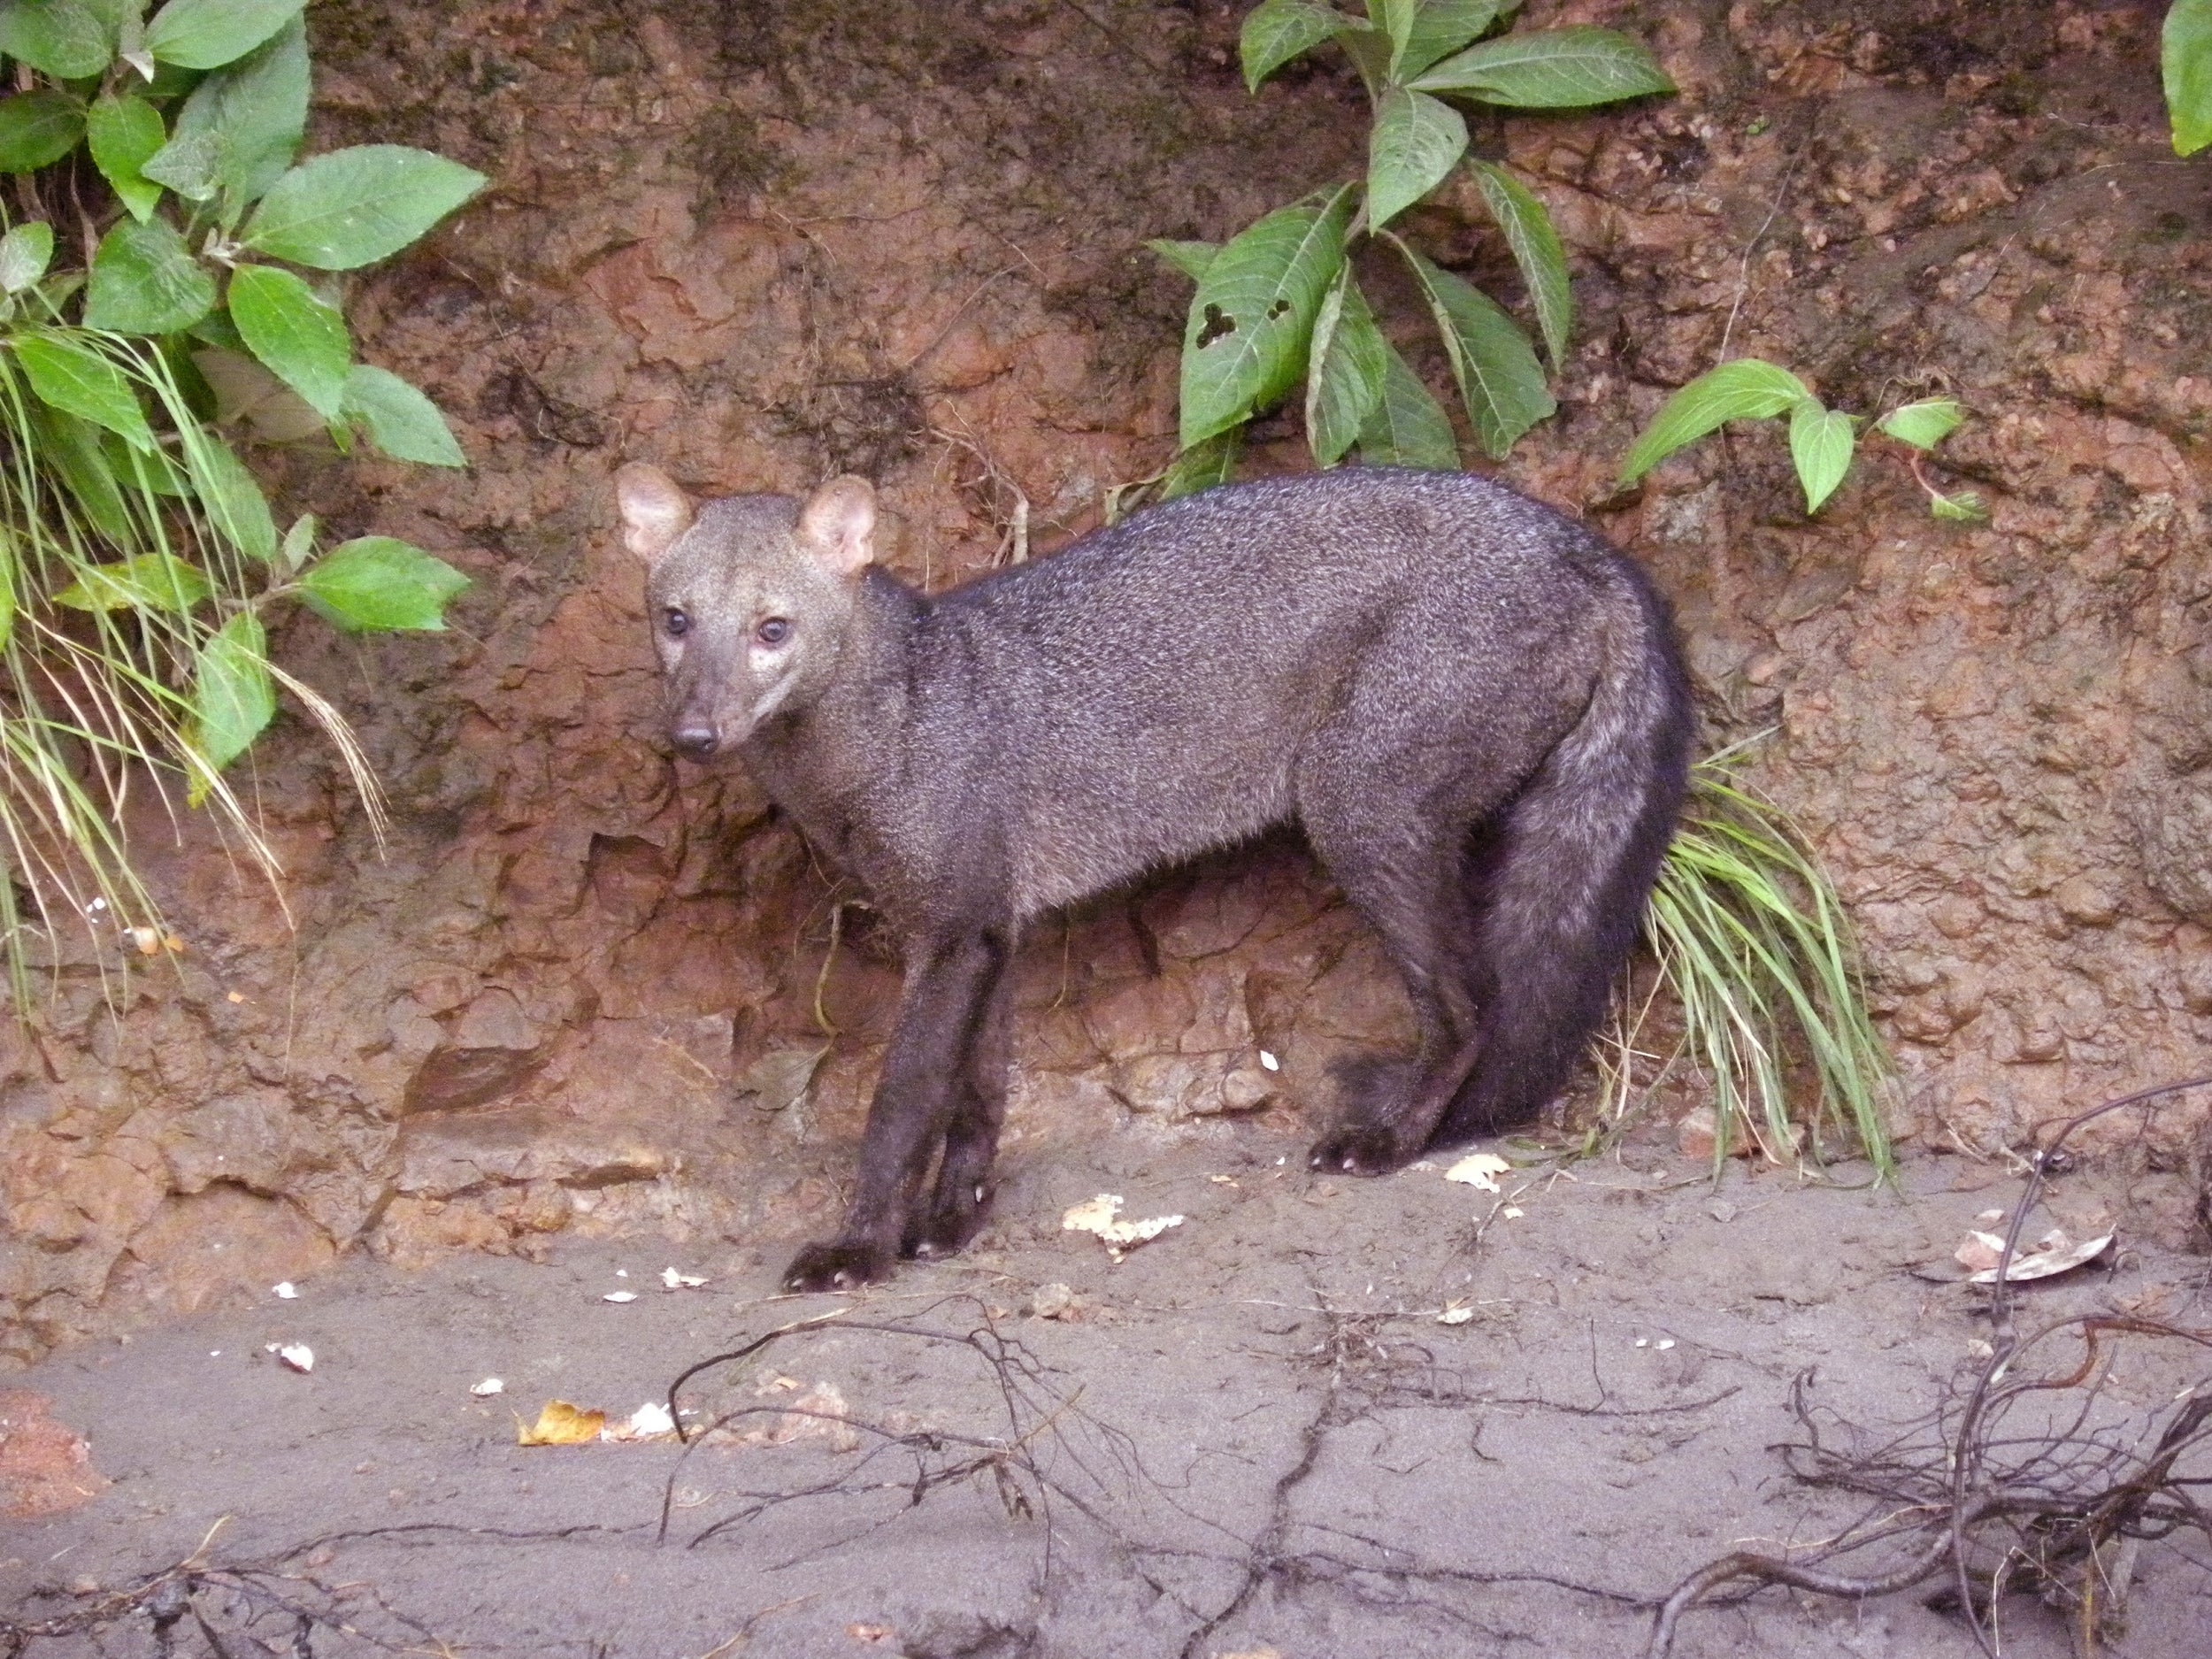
82, 216, 218, 334
1374, 0, 1417, 64
1366, 87, 1467, 231
1158, 426, 1241, 501
27, 403, 131, 540
2167, 0, 2212, 154
1929, 489, 1986, 523
1240, 0, 1362, 93
87, 92, 167, 221
1619, 358, 1811, 482
13, 331, 156, 450
1397, 0, 1512, 80
241, 144, 489, 270
1147, 239, 1219, 282
1391, 238, 1554, 457
0, 0, 116, 78
140, 128, 219, 200
227, 264, 350, 419
298, 535, 470, 632
144, 0, 301, 69
1470, 160, 1571, 369
0, 220, 53, 292
178, 428, 277, 560
1304, 268, 1387, 466
1179, 182, 1356, 448
1410, 25, 1674, 107
279, 512, 315, 572
53, 553, 211, 612
1876, 396, 1964, 450
1787, 400, 1855, 514
1356, 337, 1459, 469
189, 611, 275, 770
157, 15, 307, 217
104, 429, 190, 496
0, 90, 86, 173
342, 364, 465, 467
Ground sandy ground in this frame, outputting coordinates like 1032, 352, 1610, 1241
4, 1125, 2208, 1658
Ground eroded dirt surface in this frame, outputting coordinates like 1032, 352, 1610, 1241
6, 1128, 2209, 1656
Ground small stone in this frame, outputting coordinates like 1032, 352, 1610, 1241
1028, 1283, 1078, 1319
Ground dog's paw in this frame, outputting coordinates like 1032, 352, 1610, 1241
1307, 1125, 1410, 1176
781, 1240, 895, 1293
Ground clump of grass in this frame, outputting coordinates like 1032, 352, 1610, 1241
1605, 742, 1895, 1177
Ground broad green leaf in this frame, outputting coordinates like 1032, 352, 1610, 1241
228, 264, 349, 419
1619, 358, 1811, 482
105, 429, 190, 496
342, 364, 465, 467
0, 90, 85, 173
191, 342, 326, 440
1374, 0, 1417, 64
1397, 0, 1512, 79
1410, 25, 1674, 107
0, 0, 115, 78
53, 553, 211, 612
189, 611, 275, 769
157, 15, 307, 217
1470, 160, 1571, 368
1147, 239, 1218, 282
1366, 87, 1467, 230
298, 535, 470, 632
0, 220, 53, 292
1787, 400, 1855, 513
1929, 489, 1986, 523
280, 512, 315, 572
178, 428, 277, 560
140, 128, 219, 200
82, 216, 218, 334
1876, 397, 1964, 450
1304, 267, 1387, 466
1392, 238, 1553, 457
14, 331, 155, 450
1356, 337, 1458, 469
1179, 182, 1356, 448
27, 403, 131, 540
242, 144, 489, 270
144, 0, 301, 69
1158, 426, 1241, 501
87, 92, 166, 221
1240, 0, 1361, 93
2167, 0, 2212, 154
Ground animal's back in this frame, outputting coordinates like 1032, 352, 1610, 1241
902, 469, 1645, 913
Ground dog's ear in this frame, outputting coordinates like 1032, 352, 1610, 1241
795, 475, 877, 579
615, 464, 695, 565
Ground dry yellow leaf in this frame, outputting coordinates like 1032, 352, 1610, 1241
516, 1400, 605, 1446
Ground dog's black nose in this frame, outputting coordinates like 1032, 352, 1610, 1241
672, 725, 719, 760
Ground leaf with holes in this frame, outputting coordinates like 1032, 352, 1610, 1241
1240, 0, 1362, 93
1470, 160, 1571, 369
299, 536, 470, 632
1411, 25, 1673, 107
1356, 339, 1459, 471
1392, 239, 1553, 458
82, 217, 219, 334
342, 365, 465, 467
1788, 400, 1855, 513
1366, 88, 1466, 231
15, 332, 156, 451
189, 611, 276, 771
1619, 358, 1812, 482
242, 144, 488, 270
1179, 183, 1356, 448
229, 264, 350, 419
1304, 267, 1387, 466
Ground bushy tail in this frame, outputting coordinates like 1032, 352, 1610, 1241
1434, 562, 1693, 1142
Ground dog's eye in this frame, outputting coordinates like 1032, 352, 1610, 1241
663, 608, 689, 639
757, 617, 792, 647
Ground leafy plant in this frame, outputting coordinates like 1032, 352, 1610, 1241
2168, 0, 2211, 156
1621, 360, 1982, 520
1149, 0, 1671, 490
0, 0, 485, 997
1605, 749, 1895, 1176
